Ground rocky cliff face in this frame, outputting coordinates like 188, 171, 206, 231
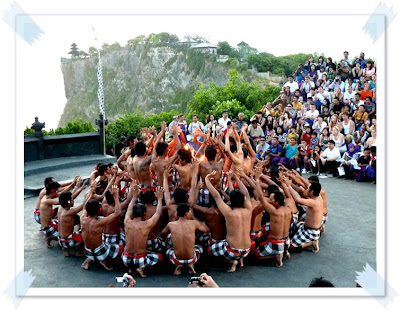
59, 44, 264, 127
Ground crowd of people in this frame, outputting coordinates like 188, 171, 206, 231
34, 52, 376, 283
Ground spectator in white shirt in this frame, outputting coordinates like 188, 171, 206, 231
343, 85, 355, 106
312, 115, 328, 136
187, 114, 205, 139
283, 76, 299, 94
300, 76, 315, 94
305, 103, 319, 126
316, 86, 331, 104
218, 111, 231, 133
320, 140, 340, 177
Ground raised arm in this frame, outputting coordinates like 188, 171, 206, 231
241, 125, 256, 160
163, 167, 173, 207
224, 130, 241, 164
152, 122, 167, 158
125, 182, 139, 223
98, 185, 121, 226
205, 171, 231, 217
188, 161, 200, 207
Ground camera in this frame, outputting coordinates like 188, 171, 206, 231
116, 276, 129, 287
190, 276, 204, 286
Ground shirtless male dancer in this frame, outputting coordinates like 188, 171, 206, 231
39, 179, 85, 248
101, 181, 134, 251
206, 171, 254, 273
122, 185, 164, 278
161, 203, 209, 276
191, 180, 226, 247
81, 185, 122, 271
58, 188, 91, 257
127, 141, 154, 193
151, 123, 181, 187
139, 189, 167, 253
249, 175, 292, 267
34, 176, 78, 224
198, 144, 224, 207
287, 180, 323, 253
173, 149, 193, 191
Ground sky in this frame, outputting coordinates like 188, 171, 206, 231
14, 13, 380, 130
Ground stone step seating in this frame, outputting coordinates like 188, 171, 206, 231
24, 155, 116, 199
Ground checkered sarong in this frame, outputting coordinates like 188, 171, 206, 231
255, 236, 290, 257
322, 214, 328, 225
292, 212, 299, 223
120, 228, 126, 243
166, 245, 203, 267
138, 183, 155, 193
122, 251, 162, 269
198, 232, 211, 245
290, 222, 321, 248
34, 210, 41, 224
58, 232, 82, 249
250, 229, 263, 251
147, 237, 167, 252
84, 242, 121, 261
102, 232, 124, 247
197, 189, 210, 207
172, 168, 180, 187
210, 240, 250, 260
221, 172, 229, 192
262, 222, 270, 236
41, 220, 59, 239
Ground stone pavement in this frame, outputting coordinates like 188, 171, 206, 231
24, 164, 376, 288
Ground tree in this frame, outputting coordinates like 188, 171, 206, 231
188, 69, 281, 121
88, 46, 98, 57
217, 41, 239, 58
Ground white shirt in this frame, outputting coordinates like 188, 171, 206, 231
218, 117, 231, 131
305, 110, 319, 119
283, 81, 299, 93
312, 121, 327, 133
188, 121, 204, 135
316, 90, 330, 103
301, 81, 315, 94
321, 147, 340, 161
344, 91, 355, 102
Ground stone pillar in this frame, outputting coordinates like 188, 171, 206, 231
31, 117, 45, 160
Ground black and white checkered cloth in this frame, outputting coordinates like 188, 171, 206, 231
120, 228, 126, 243
102, 232, 124, 247
122, 251, 162, 269
41, 222, 58, 239
197, 189, 210, 207
172, 168, 180, 187
84, 242, 121, 261
166, 245, 203, 266
290, 222, 321, 248
58, 232, 82, 249
147, 237, 167, 253
255, 236, 290, 257
322, 214, 328, 225
34, 210, 41, 224
210, 240, 250, 260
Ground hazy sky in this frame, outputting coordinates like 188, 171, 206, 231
13, 5, 381, 130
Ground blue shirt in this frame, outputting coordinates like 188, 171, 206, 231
270, 143, 283, 156
285, 144, 298, 159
